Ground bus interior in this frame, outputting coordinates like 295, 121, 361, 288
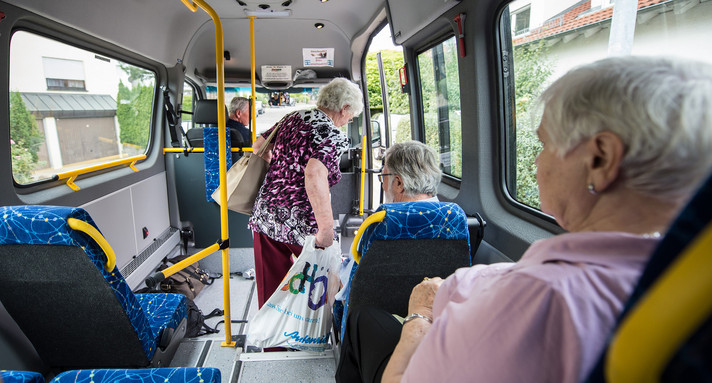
1, 0, 711, 381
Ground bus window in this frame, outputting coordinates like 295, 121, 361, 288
366, 25, 411, 151
181, 82, 194, 134
9, 31, 155, 186
502, 0, 712, 210
417, 35, 462, 178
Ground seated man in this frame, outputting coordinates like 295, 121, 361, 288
335, 56, 712, 382
334, 140, 443, 333
227, 96, 251, 146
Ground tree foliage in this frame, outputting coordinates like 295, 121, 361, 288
116, 65, 154, 148
10, 92, 42, 162
513, 41, 553, 209
365, 50, 409, 115
10, 91, 43, 183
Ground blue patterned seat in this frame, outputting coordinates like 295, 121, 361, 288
0, 206, 187, 369
1, 368, 220, 383
51, 367, 220, 383
338, 201, 471, 339
0, 370, 44, 383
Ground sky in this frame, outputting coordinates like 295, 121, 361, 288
369, 25, 403, 52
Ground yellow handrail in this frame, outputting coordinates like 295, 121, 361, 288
55, 154, 146, 191
180, 0, 235, 348
351, 210, 386, 263
360, 135, 366, 216
163, 147, 254, 154
67, 218, 117, 272
250, 16, 257, 144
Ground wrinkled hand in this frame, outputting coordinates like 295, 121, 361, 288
408, 277, 444, 319
315, 229, 333, 249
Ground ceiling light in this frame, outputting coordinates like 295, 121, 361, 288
314, 23, 324, 29
258, 3, 270, 9
320, 0, 328, 3
236, 0, 247, 5
281, 0, 293, 6
244, 9, 292, 17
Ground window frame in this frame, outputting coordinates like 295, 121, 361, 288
9, 25, 160, 191
495, 4, 560, 226
413, 31, 464, 183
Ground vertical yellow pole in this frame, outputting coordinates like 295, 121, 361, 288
250, 16, 257, 143
186, 0, 235, 347
360, 135, 366, 216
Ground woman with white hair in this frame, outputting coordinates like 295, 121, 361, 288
248, 78, 363, 310
336, 56, 712, 382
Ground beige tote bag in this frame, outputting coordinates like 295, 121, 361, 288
211, 121, 281, 215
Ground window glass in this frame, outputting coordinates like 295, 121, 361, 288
9, 31, 155, 185
502, 0, 712, 210
181, 82, 194, 134
417, 35, 462, 178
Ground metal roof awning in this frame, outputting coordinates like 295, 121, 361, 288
20, 92, 117, 119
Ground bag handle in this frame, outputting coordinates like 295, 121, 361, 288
256, 114, 288, 157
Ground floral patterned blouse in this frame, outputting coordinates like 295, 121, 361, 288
248, 109, 349, 246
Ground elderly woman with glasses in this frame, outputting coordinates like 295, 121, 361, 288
248, 78, 363, 309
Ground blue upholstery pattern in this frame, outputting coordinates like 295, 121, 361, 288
0, 370, 44, 383
358, 201, 470, 255
134, 294, 186, 342
0, 205, 187, 361
203, 127, 231, 202
51, 368, 221, 383
338, 201, 470, 340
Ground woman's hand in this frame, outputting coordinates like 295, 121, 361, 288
408, 277, 444, 319
305, 158, 334, 249
315, 229, 333, 249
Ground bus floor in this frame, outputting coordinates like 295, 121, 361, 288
169, 247, 339, 382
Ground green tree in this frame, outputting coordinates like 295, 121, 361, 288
116, 65, 155, 148
9, 91, 43, 162
365, 50, 410, 115
513, 40, 553, 208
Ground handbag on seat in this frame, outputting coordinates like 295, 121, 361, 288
211, 120, 282, 215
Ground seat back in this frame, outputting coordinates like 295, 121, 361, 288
586, 172, 712, 382
348, 201, 471, 317
0, 206, 155, 368
186, 99, 244, 148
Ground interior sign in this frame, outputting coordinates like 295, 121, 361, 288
261, 65, 292, 81
303, 48, 334, 67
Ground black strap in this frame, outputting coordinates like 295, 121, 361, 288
162, 87, 185, 148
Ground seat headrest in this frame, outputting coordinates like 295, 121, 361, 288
359, 201, 470, 256
193, 100, 228, 125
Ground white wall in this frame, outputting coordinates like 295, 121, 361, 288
9, 31, 125, 95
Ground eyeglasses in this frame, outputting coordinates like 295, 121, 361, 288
377, 173, 394, 183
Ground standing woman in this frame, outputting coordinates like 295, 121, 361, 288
248, 78, 363, 308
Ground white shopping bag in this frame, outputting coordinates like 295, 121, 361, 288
246, 236, 341, 352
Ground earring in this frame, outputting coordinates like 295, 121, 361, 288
588, 183, 597, 195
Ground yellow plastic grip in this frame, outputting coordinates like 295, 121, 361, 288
67, 218, 117, 272
606, 222, 712, 382
351, 210, 386, 264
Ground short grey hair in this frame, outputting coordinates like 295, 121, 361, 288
540, 56, 712, 200
384, 140, 442, 197
316, 78, 364, 117
229, 96, 249, 115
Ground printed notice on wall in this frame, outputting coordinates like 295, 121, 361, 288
303, 48, 334, 67
261, 65, 292, 81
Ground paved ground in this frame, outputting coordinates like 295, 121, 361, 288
252, 103, 306, 135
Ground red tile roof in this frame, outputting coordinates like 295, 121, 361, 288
514, 0, 668, 46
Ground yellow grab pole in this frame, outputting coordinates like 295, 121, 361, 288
250, 16, 257, 144
360, 135, 366, 216
181, 0, 235, 347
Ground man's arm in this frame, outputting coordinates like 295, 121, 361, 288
382, 277, 443, 382
305, 158, 334, 247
